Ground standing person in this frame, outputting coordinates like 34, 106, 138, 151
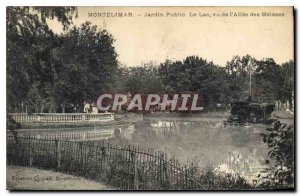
84, 101, 91, 113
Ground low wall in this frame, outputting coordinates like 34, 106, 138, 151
8, 113, 115, 123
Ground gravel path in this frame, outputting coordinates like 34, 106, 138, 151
6, 166, 114, 190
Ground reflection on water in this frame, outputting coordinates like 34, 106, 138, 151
16, 119, 270, 183
109, 119, 269, 183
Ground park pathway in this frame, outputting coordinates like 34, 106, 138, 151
6, 166, 114, 190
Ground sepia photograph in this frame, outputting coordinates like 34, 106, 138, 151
6, 6, 295, 191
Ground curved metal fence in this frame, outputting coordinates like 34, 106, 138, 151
7, 135, 207, 190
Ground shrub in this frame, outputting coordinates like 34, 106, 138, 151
259, 120, 294, 189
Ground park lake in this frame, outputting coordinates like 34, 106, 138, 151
14, 116, 272, 185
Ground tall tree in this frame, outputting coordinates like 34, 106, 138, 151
159, 56, 233, 109
120, 62, 162, 94
281, 60, 294, 102
254, 58, 284, 103
7, 6, 77, 113
54, 22, 119, 111
225, 55, 257, 100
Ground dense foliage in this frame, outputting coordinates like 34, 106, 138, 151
7, 7, 118, 113
259, 120, 294, 189
7, 7, 294, 113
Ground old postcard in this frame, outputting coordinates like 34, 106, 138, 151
6, 6, 294, 191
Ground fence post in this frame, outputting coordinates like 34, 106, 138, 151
79, 142, 85, 171
185, 166, 188, 190
133, 151, 139, 190
101, 146, 106, 157
28, 136, 33, 166
56, 140, 61, 169
163, 155, 170, 189
29, 146, 33, 167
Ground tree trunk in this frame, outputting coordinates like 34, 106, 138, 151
62, 103, 66, 113
21, 101, 24, 113
53, 103, 57, 113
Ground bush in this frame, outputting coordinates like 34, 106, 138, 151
259, 120, 294, 189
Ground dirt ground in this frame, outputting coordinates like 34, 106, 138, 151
6, 166, 114, 190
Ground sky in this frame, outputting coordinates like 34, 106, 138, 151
48, 6, 294, 67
